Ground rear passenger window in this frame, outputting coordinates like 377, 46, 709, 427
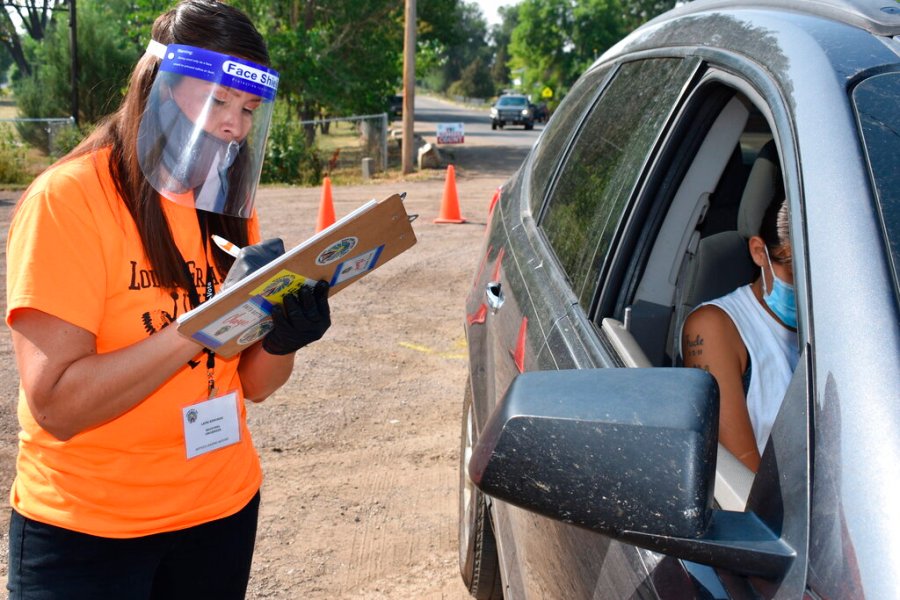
541, 58, 699, 311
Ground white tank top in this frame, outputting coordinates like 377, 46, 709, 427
703, 285, 799, 454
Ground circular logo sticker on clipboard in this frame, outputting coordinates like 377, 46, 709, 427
237, 318, 275, 346
316, 237, 358, 265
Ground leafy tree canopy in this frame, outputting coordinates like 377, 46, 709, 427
417, 0, 492, 95
507, 0, 676, 103
448, 56, 494, 99
13, 0, 137, 119
12, 0, 135, 150
233, 0, 403, 121
0, 0, 65, 77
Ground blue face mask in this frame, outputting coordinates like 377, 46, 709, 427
762, 246, 797, 328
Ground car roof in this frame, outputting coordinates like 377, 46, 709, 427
649, 0, 900, 36
592, 0, 900, 78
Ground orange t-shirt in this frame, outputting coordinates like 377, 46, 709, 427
5, 147, 264, 538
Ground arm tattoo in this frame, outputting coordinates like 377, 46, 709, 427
685, 333, 704, 359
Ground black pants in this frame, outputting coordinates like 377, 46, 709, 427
7, 491, 260, 600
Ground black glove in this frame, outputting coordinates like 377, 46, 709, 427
222, 238, 286, 289
263, 280, 331, 355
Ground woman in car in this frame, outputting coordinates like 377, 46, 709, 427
681, 195, 799, 472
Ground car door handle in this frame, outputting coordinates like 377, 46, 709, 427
486, 281, 505, 311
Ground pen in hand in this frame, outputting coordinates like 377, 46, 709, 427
217, 236, 288, 289
212, 234, 241, 258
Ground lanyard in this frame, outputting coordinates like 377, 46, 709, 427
182, 218, 218, 399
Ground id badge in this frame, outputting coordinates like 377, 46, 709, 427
183, 391, 241, 459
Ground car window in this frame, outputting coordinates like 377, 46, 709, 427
853, 72, 900, 304
498, 96, 527, 106
528, 66, 612, 214
540, 58, 700, 311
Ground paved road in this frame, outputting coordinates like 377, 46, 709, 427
406, 94, 544, 178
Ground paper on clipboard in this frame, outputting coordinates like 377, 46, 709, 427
176, 193, 416, 357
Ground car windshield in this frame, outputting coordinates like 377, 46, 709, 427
498, 96, 527, 107
853, 72, 900, 304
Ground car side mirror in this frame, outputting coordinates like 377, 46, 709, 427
470, 368, 795, 579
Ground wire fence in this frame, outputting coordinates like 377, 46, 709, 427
295, 113, 391, 175
0, 117, 77, 157
0, 113, 394, 186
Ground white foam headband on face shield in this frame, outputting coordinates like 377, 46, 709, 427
146, 39, 168, 59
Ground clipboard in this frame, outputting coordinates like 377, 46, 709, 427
176, 192, 416, 357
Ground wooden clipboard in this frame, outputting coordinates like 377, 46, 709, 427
176, 193, 416, 357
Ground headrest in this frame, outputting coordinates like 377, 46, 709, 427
737, 140, 781, 239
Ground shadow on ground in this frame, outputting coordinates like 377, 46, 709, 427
438, 144, 529, 179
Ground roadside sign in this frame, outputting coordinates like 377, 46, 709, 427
437, 122, 465, 144
541, 86, 553, 99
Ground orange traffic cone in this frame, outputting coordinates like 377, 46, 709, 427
434, 165, 466, 224
316, 176, 336, 232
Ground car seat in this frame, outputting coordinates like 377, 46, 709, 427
672, 139, 781, 363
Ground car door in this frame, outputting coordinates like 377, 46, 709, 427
488, 53, 818, 597
467, 62, 615, 437
562, 66, 813, 597
484, 56, 708, 599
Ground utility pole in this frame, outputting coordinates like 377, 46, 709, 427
69, 0, 79, 126
401, 0, 416, 175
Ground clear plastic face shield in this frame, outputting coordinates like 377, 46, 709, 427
138, 41, 279, 218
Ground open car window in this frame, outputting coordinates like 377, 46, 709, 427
538, 57, 701, 312
598, 80, 800, 510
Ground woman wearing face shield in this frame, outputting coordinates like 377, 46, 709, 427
682, 195, 799, 473
4, 2, 328, 598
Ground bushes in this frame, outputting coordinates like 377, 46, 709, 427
0, 115, 327, 188
51, 122, 89, 157
261, 120, 323, 186
13, 118, 83, 158
0, 120, 87, 186
0, 125, 29, 185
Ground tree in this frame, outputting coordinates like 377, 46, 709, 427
505, 0, 674, 104
0, 0, 65, 78
120, 0, 173, 46
448, 56, 494, 99
509, 0, 625, 102
489, 4, 519, 93
508, 0, 586, 102
235, 0, 403, 128
0, 37, 13, 84
572, 0, 628, 65
621, 0, 678, 31
441, 2, 490, 93
418, 0, 492, 95
12, 0, 136, 135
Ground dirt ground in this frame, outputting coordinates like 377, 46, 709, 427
0, 138, 524, 598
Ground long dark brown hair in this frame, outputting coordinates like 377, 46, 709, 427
66, 0, 269, 292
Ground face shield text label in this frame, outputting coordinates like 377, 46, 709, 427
160, 44, 279, 101
223, 61, 279, 94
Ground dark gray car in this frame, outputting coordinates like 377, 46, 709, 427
491, 94, 535, 130
459, 1, 900, 598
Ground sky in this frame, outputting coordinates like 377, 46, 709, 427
474, 0, 514, 27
